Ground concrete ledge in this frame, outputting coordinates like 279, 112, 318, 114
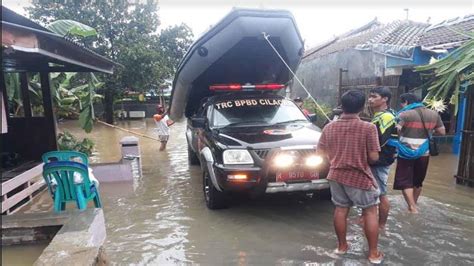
91, 162, 134, 182
90, 135, 141, 183
2, 209, 106, 266
34, 208, 106, 266
2, 211, 69, 246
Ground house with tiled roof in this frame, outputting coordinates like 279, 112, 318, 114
420, 14, 474, 51
292, 14, 473, 156
291, 15, 474, 115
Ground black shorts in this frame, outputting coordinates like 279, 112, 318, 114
393, 157, 430, 190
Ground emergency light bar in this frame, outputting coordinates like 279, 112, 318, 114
210, 83, 285, 91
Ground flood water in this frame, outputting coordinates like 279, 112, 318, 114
18, 119, 474, 265
1, 244, 48, 266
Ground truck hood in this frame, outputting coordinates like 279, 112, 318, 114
215, 123, 321, 149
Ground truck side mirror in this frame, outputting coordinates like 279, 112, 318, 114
308, 114, 317, 123
191, 117, 206, 128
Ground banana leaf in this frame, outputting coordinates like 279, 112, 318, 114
77, 73, 100, 132
69, 84, 89, 93
60, 97, 79, 105
417, 37, 474, 106
79, 105, 93, 133
46, 20, 97, 38
450, 79, 460, 115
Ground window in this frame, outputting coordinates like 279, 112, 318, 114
4, 73, 24, 118
28, 73, 44, 117
211, 99, 307, 128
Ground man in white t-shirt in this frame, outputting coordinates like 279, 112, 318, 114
153, 105, 174, 151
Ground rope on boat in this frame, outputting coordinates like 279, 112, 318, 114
95, 119, 160, 142
69, 109, 160, 141
262, 32, 332, 122
87, 33, 332, 139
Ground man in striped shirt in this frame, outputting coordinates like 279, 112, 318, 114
394, 93, 445, 213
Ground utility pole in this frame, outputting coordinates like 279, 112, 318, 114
404, 8, 409, 20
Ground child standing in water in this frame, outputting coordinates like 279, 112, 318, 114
153, 105, 174, 151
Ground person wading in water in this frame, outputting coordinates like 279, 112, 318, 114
153, 105, 174, 151
317, 90, 384, 264
392, 93, 445, 213
367, 87, 398, 230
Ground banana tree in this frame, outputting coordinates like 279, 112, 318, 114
416, 36, 474, 114
46, 20, 103, 132
78, 73, 104, 132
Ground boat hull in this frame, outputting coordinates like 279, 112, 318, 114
170, 8, 304, 119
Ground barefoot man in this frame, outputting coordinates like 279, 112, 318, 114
393, 93, 445, 213
317, 90, 384, 264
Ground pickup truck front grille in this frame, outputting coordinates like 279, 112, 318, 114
253, 149, 317, 160
297, 149, 317, 157
254, 149, 270, 159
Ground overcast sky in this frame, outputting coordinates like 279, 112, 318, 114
4, 0, 473, 48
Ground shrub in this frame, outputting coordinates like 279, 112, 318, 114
303, 99, 332, 128
57, 131, 95, 156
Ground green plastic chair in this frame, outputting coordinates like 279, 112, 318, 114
42, 150, 89, 165
42, 161, 102, 212
42, 150, 90, 199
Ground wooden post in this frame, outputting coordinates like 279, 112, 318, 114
40, 72, 58, 151
19, 72, 32, 118
456, 87, 474, 186
1, 73, 9, 134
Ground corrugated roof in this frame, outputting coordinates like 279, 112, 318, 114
419, 14, 474, 50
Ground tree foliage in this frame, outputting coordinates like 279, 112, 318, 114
159, 24, 194, 73
27, 0, 194, 122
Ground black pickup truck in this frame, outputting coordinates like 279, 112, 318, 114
187, 88, 330, 209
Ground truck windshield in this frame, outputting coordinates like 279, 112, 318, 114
211, 98, 308, 128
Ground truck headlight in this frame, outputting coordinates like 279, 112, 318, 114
273, 153, 295, 168
223, 150, 253, 164
305, 155, 323, 168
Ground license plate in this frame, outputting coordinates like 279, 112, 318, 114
276, 171, 319, 182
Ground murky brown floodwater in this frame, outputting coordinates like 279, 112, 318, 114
1, 244, 48, 266
15, 119, 474, 265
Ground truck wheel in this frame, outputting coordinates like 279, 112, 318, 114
188, 145, 200, 165
203, 170, 228, 209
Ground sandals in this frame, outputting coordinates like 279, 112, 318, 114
368, 251, 384, 264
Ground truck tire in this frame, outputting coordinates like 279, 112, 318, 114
203, 170, 228, 209
188, 145, 200, 165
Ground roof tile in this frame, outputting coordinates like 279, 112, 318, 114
304, 14, 474, 60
